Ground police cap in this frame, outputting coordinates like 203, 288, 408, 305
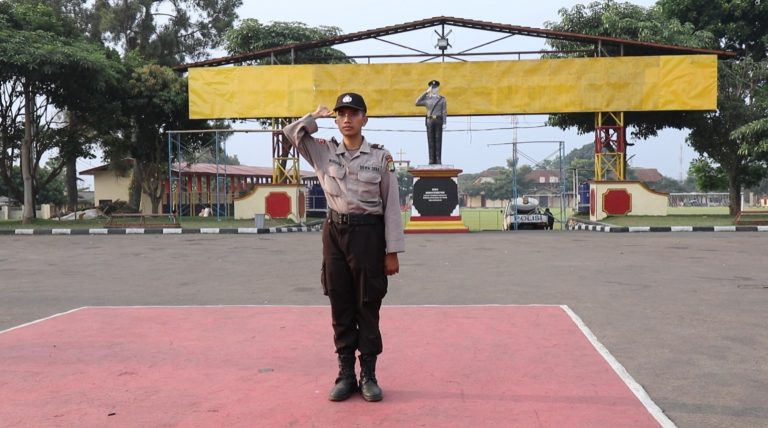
428, 80, 440, 87
333, 92, 367, 113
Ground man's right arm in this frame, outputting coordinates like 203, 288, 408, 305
415, 90, 429, 107
282, 106, 333, 167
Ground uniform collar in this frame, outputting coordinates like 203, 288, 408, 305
336, 137, 371, 155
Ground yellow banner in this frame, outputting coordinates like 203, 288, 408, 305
188, 55, 717, 119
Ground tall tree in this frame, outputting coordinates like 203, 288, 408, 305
225, 20, 352, 65
97, 0, 242, 65
94, 0, 241, 209
686, 58, 768, 211
46, 0, 106, 213
105, 63, 185, 213
224, 20, 354, 183
544, 0, 768, 214
658, 0, 768, 213
0, 0, 123, 223
658, 0, 768, 61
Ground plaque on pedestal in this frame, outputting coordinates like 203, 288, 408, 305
405, 166, 469, 233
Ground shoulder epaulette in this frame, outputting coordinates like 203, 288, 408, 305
329, 137, 340, 147
370, 143, 384, 150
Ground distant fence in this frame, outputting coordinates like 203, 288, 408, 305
668, 193, 729, 207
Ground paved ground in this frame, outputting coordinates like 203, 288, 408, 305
1, 231, 766, 427
0, 306, 665, 427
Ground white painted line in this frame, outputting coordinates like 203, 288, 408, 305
629, 227, 650, 233
237, 228, 260, 234
200, 228, 220, 234
163, 228, 182, 234
671, 226, 693, 232
125, 228, 145, 234
0, 307, 87, 335
759, 225, 768, 232
714, 226, 736, 232
14, 229, 34, 235
560, 305, 676, 428
89, 228, 109, 234
51, 229, 71, 235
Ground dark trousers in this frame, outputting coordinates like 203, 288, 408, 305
426, 117, 443, 164
322, 219, 388, 356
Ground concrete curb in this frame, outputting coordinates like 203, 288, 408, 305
0, 225, 322, 236
568, 223, 768, 233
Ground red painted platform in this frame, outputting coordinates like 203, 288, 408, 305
0, 306, 670, 427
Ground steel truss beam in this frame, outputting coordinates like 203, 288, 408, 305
594, 112, 625, 181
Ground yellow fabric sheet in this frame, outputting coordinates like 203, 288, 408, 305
188, 55, 717, 119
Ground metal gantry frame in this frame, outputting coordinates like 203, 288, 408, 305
594, 112, 626, 180
166, 130, 228, 221
165, 128, 283, 222
270, 118, 300, 185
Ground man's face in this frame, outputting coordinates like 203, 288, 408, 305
334, 107, 368, 137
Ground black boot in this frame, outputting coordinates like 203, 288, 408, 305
358, 354, 383, 402
328, 352, 357, 401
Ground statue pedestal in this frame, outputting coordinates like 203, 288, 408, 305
405, 166, 469, 234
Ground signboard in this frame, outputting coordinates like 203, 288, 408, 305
412, 177, 459, 217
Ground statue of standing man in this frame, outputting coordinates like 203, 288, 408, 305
416, 80, 447, 165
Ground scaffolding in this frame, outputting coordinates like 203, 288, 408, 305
165, 128, 308, 221
594, 112, 626, 181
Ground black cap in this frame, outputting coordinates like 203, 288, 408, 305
333, 92, 367, 113
428, 80, 440, 87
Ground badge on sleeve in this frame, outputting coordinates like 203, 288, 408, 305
385, 155, 396, 172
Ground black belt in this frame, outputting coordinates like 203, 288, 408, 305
328, 209, 383, 226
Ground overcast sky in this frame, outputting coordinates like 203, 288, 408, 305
77, 0, 697, 184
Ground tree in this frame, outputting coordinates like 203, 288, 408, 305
645, 176, 691, 193
40, 1, 107, 212
0, 0, 123, 223
685, 58, 768, 212
103, 63, 207, 214
658, 0, 768, 61
97, 0, 242, 66
459, 163, 535, 202
225, 20, 352, 65
94, 0, 241, 209
225, 20, 355, 183
545, 0, 768, 215
688, 157, 729, 192
0, 161, 66, 206
657, 1, 768, 213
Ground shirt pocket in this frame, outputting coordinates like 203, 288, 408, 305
357, 171, 382, 201
324, 165, 346, 196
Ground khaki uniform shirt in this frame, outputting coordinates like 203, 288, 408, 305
283, 114, 406, 254
416, 90, 447, 122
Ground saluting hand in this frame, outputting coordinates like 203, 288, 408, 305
312, 105, 333, 119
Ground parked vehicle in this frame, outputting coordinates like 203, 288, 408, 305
503, 196, 548, 230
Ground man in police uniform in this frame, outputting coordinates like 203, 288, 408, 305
283, 92, 405, 402
415, 80, 447, 165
